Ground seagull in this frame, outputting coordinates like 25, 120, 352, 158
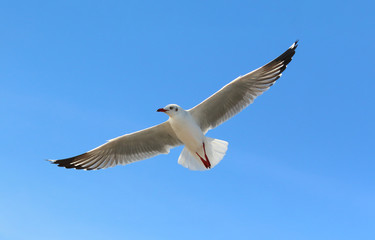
50, 41, 298, 171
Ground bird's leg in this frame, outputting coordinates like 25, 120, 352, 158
195, 142, 211, 169
202, 142, 209, 164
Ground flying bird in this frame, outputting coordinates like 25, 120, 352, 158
50, 41, 298, 171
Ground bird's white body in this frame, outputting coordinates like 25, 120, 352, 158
168, 109, 204, 153
164, 104, 228, 170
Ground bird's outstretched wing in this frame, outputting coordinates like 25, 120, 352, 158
50, 121, 182, 170
189, 41, 298, 133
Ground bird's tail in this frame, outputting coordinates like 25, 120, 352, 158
178, 137, 228, 171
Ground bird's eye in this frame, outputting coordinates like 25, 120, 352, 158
175, 107, 178, 112
170, 106, 173, 110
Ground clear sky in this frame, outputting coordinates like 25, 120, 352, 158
1, 0, 374, 239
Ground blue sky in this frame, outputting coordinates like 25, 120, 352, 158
1, 0, 374, 239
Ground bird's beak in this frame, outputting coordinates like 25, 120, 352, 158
157, 108, 167, 113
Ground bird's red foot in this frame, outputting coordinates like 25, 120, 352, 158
196, 142, 211, 169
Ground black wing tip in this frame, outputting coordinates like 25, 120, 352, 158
290, 40, 299, 50
260, 40, 299, 78
265, 41, 298, 70
48, 153, 97, 171
279, 40, 299, 63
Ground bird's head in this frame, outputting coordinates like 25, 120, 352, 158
157, 104, 183, 117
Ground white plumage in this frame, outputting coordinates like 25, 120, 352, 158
50, 41, 298, 171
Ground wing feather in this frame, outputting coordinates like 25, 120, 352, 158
50, 121, 182, 170
189, 41, 298, 133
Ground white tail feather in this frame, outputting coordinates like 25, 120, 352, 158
178, 137, 228, 171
